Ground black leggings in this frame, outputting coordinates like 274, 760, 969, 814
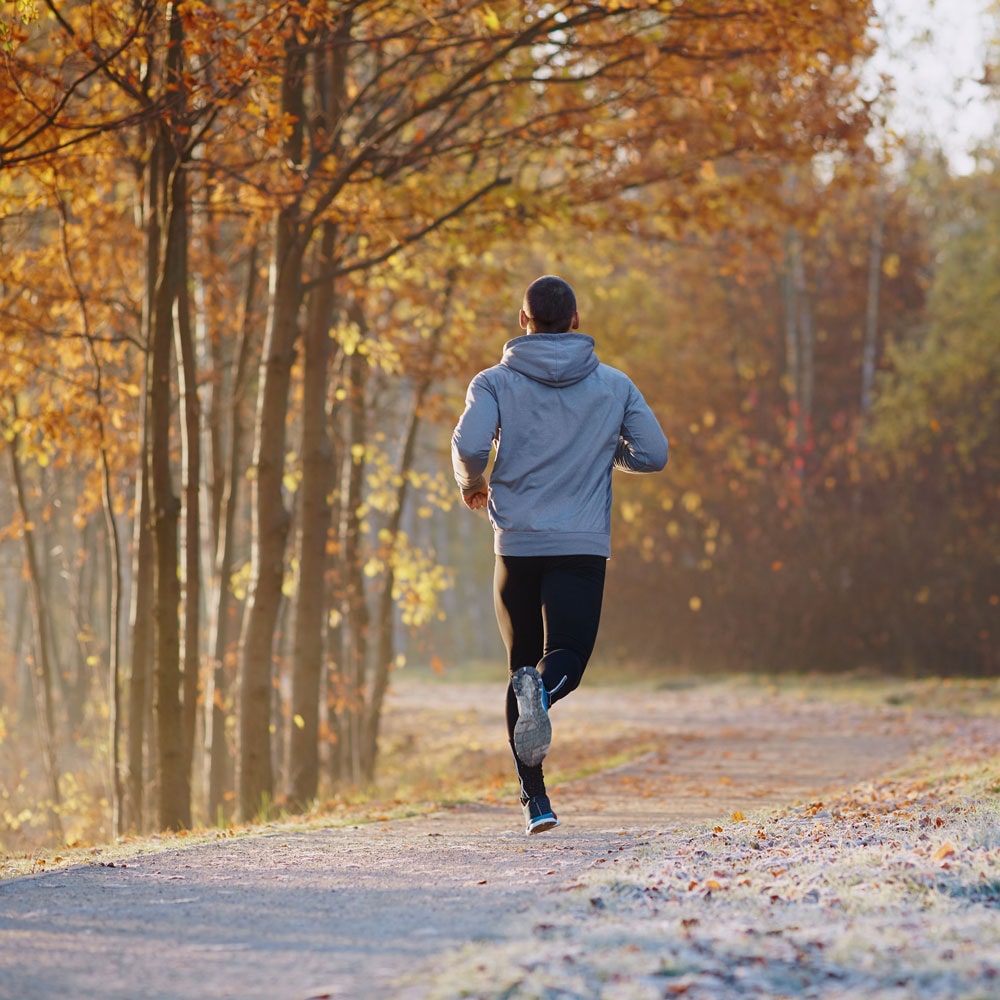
493, 553, 607, 752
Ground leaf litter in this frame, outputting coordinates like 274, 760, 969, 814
403, 712, 1000, 1000
3, 674, 998, 1000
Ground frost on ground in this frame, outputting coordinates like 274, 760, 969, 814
405, 741, 1000, 999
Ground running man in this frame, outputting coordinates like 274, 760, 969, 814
451, 274, 669, 834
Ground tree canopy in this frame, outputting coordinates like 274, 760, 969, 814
2, 0, 995, 850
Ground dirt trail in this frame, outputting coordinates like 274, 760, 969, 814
0, 682, 921, 1000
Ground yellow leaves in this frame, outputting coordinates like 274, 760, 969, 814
337, 321, 363, 356
480, 5, 501, 33
689, 596, 702, 612
362, 336, 403, 376
230, 562, 252, 601
882, 252, 901, 278
292, 714, 305, 730
681, 491, 702, 513
0, 0, 37, 52
620, 500, 641, 524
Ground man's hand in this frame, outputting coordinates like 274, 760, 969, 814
462, 488, 488, 510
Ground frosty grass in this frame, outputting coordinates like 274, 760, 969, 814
411, 745, 1000, 999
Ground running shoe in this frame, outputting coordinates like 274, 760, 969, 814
511, 666, 551, 766
522, 794, 560, 835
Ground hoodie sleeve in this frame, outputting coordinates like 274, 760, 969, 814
451, 371, 499, 494
614, 380, 669, 473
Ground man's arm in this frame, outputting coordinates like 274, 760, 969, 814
615, 382, 669, 473
451, 373, 499, 503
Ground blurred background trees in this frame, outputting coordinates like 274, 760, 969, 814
0, 0, 996, 849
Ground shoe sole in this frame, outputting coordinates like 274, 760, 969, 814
512, 667, 551, 766
526, 814, 560, 835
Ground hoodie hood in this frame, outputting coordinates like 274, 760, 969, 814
500, 332, 600, 388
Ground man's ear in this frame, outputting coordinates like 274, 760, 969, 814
570, 311, 580, 330
519, 308, 530, 331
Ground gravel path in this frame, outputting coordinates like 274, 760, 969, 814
0, 682, 943, 999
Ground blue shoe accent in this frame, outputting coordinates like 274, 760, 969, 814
512, 667, 552, 767
523, 794, 560, 835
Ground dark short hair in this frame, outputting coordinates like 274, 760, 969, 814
523, 275, 576, 332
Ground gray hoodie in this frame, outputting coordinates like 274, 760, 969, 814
451, 332, 668, 557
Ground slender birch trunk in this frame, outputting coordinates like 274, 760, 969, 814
206, 243, 259, 823
7, 427, 63, 840
58, 197, 127, 835
175, 238, 201, 791
340, 344, 369, 785
861, 194, 885, 422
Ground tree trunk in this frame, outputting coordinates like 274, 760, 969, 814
150, 163, 189, 830
127, 127, 159, 833
286, 14, 351, 813
60, 193, 128, 836
361, 292, 447, 781
206, 242, 259, 824
287, 222, 338, 811
237, 19, 309, 821
361, 381, 426, 781
175, 229, 201, 793
99, 428, 126, 836
783, 226, 814, 475
340, 343, 369, 785
238, 238, 303, 820
127, 436, 155, 833
149, 4, 191, 831
793, 239, 814, 449
7, 426, 63, 840
324, 393, 346, 789
861, 194, 885, 421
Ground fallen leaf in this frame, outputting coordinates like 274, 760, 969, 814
934, 841, 957, 860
